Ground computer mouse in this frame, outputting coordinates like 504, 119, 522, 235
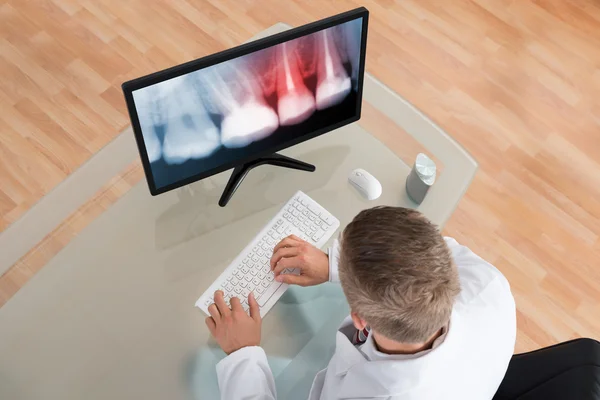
348, 168, 382, 200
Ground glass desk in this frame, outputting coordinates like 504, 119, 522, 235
0, 24, 477, 400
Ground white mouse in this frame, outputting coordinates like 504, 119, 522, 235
348, 168, 382, 200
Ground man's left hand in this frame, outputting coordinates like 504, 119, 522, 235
205, 290, 262, 355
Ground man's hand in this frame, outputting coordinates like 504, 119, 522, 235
205, 290, 261, 355
270, 234, 329, 286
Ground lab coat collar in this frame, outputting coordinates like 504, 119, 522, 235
332, 330, 421, 398
331, 316, 454, 398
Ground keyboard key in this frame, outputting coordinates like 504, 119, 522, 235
226, 275, 233, 281
302, 210, 309, 216
312, 230, 325, 242
234, 287, 242, 294
231, 277, 240, 285
225, 283, 233, 292
322, 224, 329, 231
292, 210, 300, 217
242, 258, 248, 264
307, 203, 320, 215
242, 288, 250, 298
235, 271, 244, 280
244, 275, 252, 282
256, 286, 265, 294
240, 280, 248, 288
247, 283, 255, 292
252, 277, 261, 286
251, 255, 259, 262
268, 230, 275, 237
283, 212, 291, 220
303, 219, 311, 226
298, 205, 306, 212
250, 268, 258, 276
257, 281, 283, 307
258, 271, 266, 279
260, 280, 270, 288
257, 249, 264, 256
300, 226, 306, 232
241, 266, 249, 274
308, 214, 316, 221
293, 221, 299, 227
315, 219, 322, 227
299, 214, 306, 222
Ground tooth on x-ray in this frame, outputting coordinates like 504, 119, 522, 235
146, 76, 220, 165
162, 96, 220, 165
221, 102, 279, 148
134, 88, 163, 163
204, 63, 278, 148
277, 41, 316, 126
315, 29, 351, 110
141, 120, 163, 163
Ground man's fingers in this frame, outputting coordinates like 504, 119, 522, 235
248, 292, 261, 322
273, 236, 301, 254
213, 290, 231, 317
275, 273, 310, 287
229, 296, 243, 312
273, 257, 296, 275
205, 317, 216, 335
288, 234, 303, 242
208, 303, 221, 322
270, 246, 300, 269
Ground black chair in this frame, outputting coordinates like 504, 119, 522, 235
493, 338, 600, 400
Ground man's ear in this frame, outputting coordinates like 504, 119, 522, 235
350, 311, 368, 331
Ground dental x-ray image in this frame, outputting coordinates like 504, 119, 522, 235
132, 18, 364, 191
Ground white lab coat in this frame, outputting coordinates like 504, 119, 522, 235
216, 237, 517, 400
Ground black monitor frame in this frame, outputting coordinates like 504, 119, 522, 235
122, 7, 369, 196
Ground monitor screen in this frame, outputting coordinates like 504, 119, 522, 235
126, 12, 367, 194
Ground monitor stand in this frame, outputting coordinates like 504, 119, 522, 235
219, 153, 315, 207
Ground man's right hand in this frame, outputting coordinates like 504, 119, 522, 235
270, 235, 329, 286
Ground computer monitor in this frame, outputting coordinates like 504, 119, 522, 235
122, 7, 369, 206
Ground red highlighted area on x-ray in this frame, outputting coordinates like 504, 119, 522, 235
132, 18, 363, 190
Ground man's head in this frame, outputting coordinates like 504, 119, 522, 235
338, 207, 460, 344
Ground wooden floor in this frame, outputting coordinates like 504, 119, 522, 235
1, 0, 599, 353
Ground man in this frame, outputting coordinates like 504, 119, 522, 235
205, 207, 516, 399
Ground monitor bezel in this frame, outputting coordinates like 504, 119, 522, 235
122, 7, 369, 196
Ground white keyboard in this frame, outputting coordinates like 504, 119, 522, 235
195, 191, 340, 317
